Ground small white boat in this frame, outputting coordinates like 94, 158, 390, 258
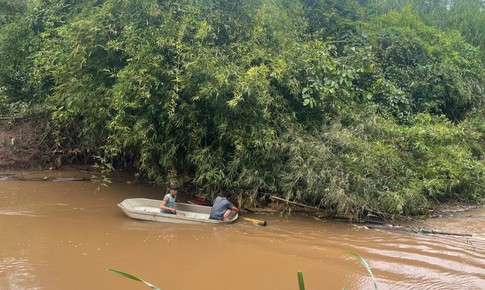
117, 198, 238, 224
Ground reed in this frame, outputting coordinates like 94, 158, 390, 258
296, 252, 379, 290
347, 252, 379, 290
297, 271, 305, 290
109, 252, 379, 290
107, 268, 160, 290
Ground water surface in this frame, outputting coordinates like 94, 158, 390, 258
1, 169, 484, 289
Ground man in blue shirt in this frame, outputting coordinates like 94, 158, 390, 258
209, 191, 240, 220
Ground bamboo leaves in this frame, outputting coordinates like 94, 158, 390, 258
1, 0, 483, 218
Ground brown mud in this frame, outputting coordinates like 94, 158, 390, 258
0, 117, 57, 170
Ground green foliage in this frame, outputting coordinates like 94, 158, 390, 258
362, 7, 485, 121
0, 0, 29, 26
297, 271, 305, 290
406, 0, 485, 63
108, 268, 160, 290
347, 252, 379, 290
0, 1, 41, 112
353, 113, 485, 214
300, 0, 372, 40
0, 0, 484, 218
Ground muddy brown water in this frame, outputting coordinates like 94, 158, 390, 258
1, 169, 484, 290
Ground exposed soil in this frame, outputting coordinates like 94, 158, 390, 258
0, 117, 56, 170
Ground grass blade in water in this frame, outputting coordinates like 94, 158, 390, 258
347, 252, 379, 290
108, 268, 161, 290
297, 271, 305, 290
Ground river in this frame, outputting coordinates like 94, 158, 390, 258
1, 168, 484, 290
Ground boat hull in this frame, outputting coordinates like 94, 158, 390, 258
117, 198, 238, 224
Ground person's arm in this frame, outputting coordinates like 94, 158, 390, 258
160, 196, 176, 214
231, 205, 240, 213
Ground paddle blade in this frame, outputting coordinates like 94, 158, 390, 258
242, 217, 267, 226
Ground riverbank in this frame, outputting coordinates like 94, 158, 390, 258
1, 167, 483, 234
2, 118, 483, 224
0, 117, 54, 170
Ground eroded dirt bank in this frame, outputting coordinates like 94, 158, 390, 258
0, 117, 55, 170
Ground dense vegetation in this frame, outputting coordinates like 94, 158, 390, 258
1, 0, 484, 219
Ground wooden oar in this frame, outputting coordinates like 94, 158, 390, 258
242, 216, 267, 226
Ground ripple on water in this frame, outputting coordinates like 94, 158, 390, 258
0, 210, 37, 217
0, 256, 41, 290
349, 233, 485, 289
